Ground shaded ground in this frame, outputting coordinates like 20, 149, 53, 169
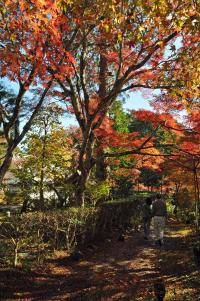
0, 219, 200, 300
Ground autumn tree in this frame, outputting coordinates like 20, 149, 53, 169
14, 104, 74, 211
55, 0, 200, 205
148, 92, 200, 225
0, 0, 74, 183
1, 0, 199, 205
170, 140, 200, 227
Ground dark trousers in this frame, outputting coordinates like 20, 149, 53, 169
143, 218, 151, 238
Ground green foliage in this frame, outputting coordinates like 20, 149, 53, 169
139, 168, 162, 188
110, 100, 130, 133
113, 175, 133, 197
128, 116, 153, 137
167, 199, 176, 216
172, 187, 196, 224
101, 196, 143, 231
155, 127, 176, 154
177, 209, 195, 225
86, 180, 110, 205
12, 104, 74, 210
132, 190, 150, 198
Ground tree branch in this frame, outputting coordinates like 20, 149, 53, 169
120, 83, 178, 93
57, 78, 86, 131
8, 80, 53, 154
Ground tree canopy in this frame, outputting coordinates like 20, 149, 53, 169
0, 0, 199, 205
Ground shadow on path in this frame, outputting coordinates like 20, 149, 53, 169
0, 220, 199, 300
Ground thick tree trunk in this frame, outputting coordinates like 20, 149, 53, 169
50, 185, 67, 208
75, 179, 86, 207
95, 148, 107, 180
73, 128, 95, 206
74, 159, 92, 207
0, 153, 13, 185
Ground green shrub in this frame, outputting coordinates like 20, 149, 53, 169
112, 176, 133, 197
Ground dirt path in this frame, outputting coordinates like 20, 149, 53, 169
1, 219, 200, 301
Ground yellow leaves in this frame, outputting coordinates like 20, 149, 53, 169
138, 25, 145, 33
57, 0, 73, 12
10, 33, 16, 42
117, 32, 123, 42
141, 147, 161, 156
0, 6, 7, 15
114, 17, 121, 25
157, 41, 165, 48
176, 19, 185, 31
110, 3, 116, 13
60, 0, 73, 4
105, 24, 110, 33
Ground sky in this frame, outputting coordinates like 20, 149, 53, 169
1, 77, 153, 127
123, 91, 152, 111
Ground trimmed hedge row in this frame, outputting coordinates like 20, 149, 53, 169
0, 197, 142, 267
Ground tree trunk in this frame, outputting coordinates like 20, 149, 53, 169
14, 241, 19, 267
95, 148, 107, 180
0, 153, 13, 184
74, 162, 92, 207
75, 181, 85, 207
73, 128, 95, 206
193, 160, 200, 229
50, 185, 67, 208
38, 167, 45, 211
21, 198, 29, 213
37, 120, 48, 211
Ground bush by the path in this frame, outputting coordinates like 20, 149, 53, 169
0, 197, 142, 268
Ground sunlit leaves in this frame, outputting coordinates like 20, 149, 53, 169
1, 0, 200, 199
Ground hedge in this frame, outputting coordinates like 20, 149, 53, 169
0, 197, 143, 267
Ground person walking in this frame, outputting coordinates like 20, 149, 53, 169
142, 197, 153, 240
152, 194, 167, 246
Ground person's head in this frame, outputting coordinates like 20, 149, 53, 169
156, 193, 162, 200
145, 197, 152, 205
